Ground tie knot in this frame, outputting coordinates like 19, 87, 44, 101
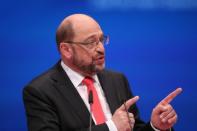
82, 76, 94, 86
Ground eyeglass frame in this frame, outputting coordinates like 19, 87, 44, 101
63, 35, 109, 49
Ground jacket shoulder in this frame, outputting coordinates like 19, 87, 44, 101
24, 63, 59, 91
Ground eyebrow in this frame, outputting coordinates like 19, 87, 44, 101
84, 33, 104, 42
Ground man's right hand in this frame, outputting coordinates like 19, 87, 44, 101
112, 96, 139, 131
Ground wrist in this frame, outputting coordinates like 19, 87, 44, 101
150, 122, 171, 131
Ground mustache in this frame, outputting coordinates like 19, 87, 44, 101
93, 54, 105, 60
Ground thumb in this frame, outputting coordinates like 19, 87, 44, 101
153, 104, 168, 115
119, 96, 139, 111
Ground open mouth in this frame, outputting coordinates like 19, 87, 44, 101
94, 56, 105, 64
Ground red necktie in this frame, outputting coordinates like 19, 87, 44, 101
82, 77, 105, 125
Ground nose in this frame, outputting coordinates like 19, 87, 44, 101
95, 41, 105, 54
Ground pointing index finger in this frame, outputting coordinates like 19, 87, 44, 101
160, 87, 182, 105
120, 96, 139, 110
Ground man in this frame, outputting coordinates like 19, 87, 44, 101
23, 14, 182, 131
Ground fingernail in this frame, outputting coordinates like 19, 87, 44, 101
135, 96, 140, 100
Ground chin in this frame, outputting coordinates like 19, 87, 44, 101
95, 63, 105, 72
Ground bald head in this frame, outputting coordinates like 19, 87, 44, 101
56, 14, 102, 51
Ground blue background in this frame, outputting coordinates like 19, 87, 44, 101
0, 0, 197, 130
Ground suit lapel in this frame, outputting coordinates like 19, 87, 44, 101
50, 62, 119, 123
97, 71, 120, 114
51, 62, 90, 125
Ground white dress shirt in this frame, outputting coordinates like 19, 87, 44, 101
61, 61, 117, 131
61, 61, 166, 131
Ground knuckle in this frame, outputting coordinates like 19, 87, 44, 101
129, 113, 134, 117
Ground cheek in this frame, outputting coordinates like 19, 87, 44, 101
83, 50, 94, 59
75, 51, 93, 63
72, 46, 94, 64
84, 54, 93, 63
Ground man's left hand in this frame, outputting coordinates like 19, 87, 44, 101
151, 88, 182, 130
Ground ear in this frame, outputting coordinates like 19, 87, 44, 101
59, 42, 73, 59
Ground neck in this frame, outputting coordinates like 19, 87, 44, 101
61, 59, 97, 77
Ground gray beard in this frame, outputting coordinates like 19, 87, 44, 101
72, 57, 104, 75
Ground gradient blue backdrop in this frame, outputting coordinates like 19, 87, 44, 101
1, 0, 197, 130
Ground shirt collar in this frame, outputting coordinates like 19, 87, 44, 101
60, 61, 99, 87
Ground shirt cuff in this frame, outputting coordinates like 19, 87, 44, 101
150, 122, 171, 131
106, 119, 118, 131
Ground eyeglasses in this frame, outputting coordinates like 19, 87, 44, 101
64, 35, 109, 49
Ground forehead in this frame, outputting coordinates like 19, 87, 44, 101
70, 16, 103, 40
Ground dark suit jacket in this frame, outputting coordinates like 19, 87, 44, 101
23, 61, 155, 131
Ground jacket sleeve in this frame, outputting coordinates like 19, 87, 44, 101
23, 86, 109, 131
23, 86, 61, 131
